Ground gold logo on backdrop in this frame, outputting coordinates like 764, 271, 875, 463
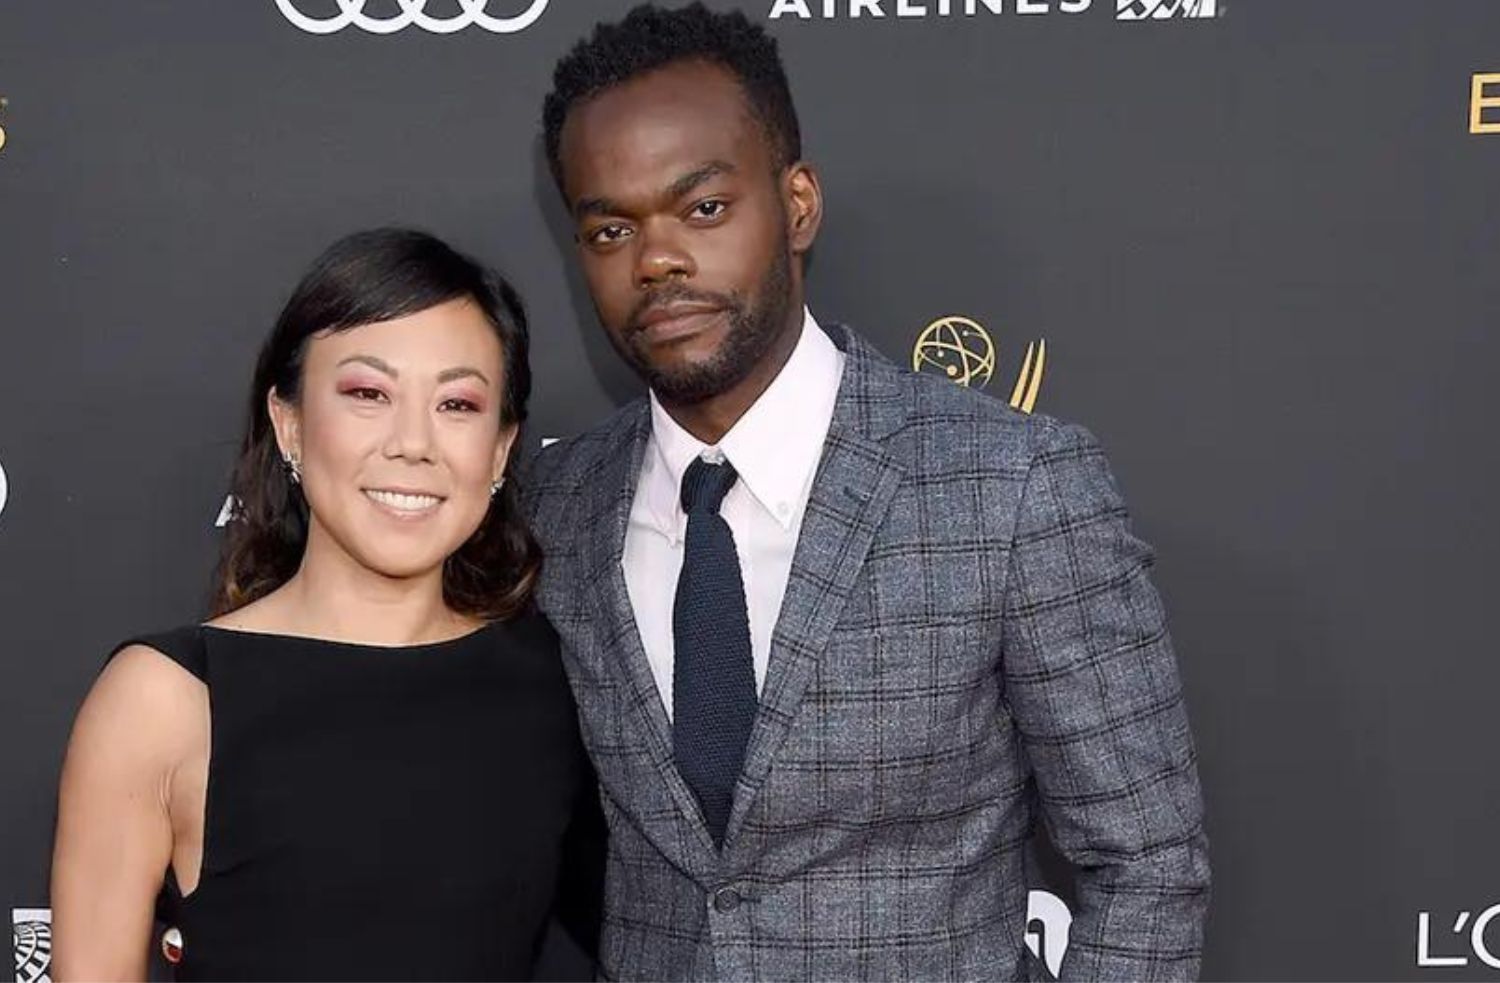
0, 95, 9, 152
914, 316, 995, 387
912, 315, 1047, 414
1471, 74, 1500, 134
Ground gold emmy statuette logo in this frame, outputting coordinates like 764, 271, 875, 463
1471, 73, 1500, 134
912, 315, 1047, 413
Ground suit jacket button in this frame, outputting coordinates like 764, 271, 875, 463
712, 887, 742, 912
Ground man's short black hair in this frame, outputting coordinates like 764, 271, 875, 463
542, 3, 802, 191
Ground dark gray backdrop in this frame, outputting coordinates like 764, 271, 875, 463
2, 1, 1498, 980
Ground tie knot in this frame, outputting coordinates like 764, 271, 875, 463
680, 457, 738, 515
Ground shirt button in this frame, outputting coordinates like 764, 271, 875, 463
712, 886, 742, 912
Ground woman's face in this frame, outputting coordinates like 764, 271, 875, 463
270, 297, 516, 582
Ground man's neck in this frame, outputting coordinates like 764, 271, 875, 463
657, 308, 805, 446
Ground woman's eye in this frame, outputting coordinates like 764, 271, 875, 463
439, 398, 481, 413
346, 387, 387, 402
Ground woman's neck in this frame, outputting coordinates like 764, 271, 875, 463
237, 524, 478, 646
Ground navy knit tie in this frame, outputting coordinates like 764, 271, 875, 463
673, 457, 756, 848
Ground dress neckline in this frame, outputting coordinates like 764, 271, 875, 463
198, 620, 499, 652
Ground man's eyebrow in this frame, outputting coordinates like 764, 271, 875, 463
572, 160, 738, 220
666, 160, 736, 201
574, 195, 621, 220
337, 354, 397, 377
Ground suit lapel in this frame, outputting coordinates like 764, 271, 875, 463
725, 326, 909, 844
577, 405, 723, 860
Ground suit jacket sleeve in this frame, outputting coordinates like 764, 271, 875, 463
1000, 420, 1211, 981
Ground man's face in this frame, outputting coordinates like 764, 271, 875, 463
557, 60, 804, 404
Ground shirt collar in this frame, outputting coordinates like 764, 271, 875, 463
643, 308, 842, 535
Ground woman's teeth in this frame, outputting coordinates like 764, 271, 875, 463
364, 489, 442, 512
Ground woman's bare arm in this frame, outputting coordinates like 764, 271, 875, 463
50, 645, 205, 981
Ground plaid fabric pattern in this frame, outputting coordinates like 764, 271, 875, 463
524, 326, 1209, 981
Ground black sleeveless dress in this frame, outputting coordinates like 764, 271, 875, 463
112, 611, 603, 981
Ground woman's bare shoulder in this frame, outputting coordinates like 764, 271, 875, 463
70, 643, 207, 766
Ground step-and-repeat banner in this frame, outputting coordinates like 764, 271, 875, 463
2, 2, 1497, 980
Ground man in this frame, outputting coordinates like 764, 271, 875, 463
525, 4, 1210, 980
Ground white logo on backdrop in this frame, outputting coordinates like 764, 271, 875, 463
1116, 0, 1217, 19
273, 0, 550, 35
0, 455, 8, 521
1024, 890, 1072, 978
770, 0, 1091, 18
769, 0, 1220, 22
1417, 904, 1500, 970
12, 909, 52, 983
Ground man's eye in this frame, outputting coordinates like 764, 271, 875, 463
588, 224, 632, 245
691, 200, 727, 220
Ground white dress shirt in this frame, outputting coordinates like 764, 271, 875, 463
623, 309, 845, 720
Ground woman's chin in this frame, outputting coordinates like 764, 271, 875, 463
339, 543, 455, 583
375, 562, 448, 583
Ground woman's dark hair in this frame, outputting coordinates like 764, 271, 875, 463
210, 228, 539, 622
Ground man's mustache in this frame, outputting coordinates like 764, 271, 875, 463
627, 286, 737, 332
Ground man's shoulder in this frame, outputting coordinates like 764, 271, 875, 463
521, 400, 645, 556
526, 398, 647, 494
850, 332, 1079, 467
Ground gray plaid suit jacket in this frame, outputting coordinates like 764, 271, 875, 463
524, 324, 1210, 982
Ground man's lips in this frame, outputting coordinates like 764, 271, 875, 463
631, 304, 727, 343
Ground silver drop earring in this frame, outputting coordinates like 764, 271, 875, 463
284, 454, 302, 485
490, 477, 505, 497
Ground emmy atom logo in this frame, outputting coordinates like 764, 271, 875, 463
912, 315, 1046, 413
12, 909, 52, 983
0, 95, 9, 153
0, 453, 9, 522
273, 0, 550, 34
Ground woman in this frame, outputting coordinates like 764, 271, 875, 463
50, 229, 601, 980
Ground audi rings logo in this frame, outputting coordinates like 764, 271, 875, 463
273, 0, 550, 35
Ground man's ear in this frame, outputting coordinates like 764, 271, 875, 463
266, 388, 301, 466
784, 161, 824, 256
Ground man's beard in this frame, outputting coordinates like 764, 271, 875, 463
610, 243, 794, 406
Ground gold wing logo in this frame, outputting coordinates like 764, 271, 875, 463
913, 315, 1047, 413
